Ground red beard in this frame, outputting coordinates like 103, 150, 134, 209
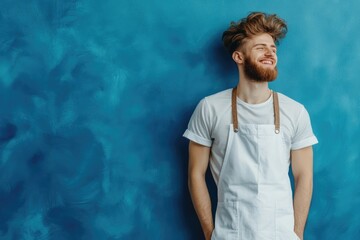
244, 56, 278, 82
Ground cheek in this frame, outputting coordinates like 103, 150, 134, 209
252, 54, 262, 62
273, 55, 278, 64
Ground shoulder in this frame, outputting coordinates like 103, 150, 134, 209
277, 92, 306, 114
204, 88, 232, 107
196, 88, 232, 124
191, 88, 232, 118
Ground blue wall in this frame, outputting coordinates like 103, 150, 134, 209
0, 0, 359, 239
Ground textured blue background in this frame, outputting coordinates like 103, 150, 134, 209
0, 0, 359, 239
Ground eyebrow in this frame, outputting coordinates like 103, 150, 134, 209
253, 43, 277, 49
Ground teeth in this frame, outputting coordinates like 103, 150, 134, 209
261, 60, 272, 64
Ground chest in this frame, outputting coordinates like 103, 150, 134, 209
211, 108, 295, 150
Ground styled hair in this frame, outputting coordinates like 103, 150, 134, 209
222, 12, 288, 54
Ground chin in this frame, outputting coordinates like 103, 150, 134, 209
244, 57, 278, 82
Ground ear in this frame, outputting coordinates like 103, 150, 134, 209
232, 51, 244, 64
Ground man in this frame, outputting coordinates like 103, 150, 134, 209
183, 12, 318, 240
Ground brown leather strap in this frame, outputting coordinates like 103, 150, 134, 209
232, 87, 239, 132
273, 91, 280, 134
231, 87, 280, 133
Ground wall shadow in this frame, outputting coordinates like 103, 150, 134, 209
175, 32, 233, 239
176, 134, 217, 240
202, 31, 238, 87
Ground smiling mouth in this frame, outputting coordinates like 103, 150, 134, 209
259, 59, 274, 65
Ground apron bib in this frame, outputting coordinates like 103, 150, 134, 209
211, 87, 300, 240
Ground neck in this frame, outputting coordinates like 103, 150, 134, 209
236, 74, 271, 104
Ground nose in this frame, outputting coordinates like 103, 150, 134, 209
264, 47, 274, 56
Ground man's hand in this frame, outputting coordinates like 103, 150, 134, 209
291, 146, 314, 240
188, 141, 214, 240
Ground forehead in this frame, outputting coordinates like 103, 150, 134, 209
244, 33, 276, 48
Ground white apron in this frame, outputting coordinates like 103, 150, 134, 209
211, 87, 300, 240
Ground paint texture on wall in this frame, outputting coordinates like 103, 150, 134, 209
0, 0, 359, 239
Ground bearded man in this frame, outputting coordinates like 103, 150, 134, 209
183, 12, 318, 240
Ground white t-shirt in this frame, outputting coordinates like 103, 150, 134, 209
183, 88, 318, 185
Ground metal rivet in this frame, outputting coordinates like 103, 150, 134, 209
275, 129, 280, 134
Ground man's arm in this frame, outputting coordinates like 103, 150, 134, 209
291, 146, 314, 240
188, 140, 214, 240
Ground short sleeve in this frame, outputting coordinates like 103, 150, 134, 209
182, 98, 213, 147
291, 106, 318, 150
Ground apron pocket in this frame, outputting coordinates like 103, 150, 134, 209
242, 205, 276, 240
275, 202, 297, 240
276, 231, 300, 240
275, 205, 294, 232
215, 201, 239, 233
